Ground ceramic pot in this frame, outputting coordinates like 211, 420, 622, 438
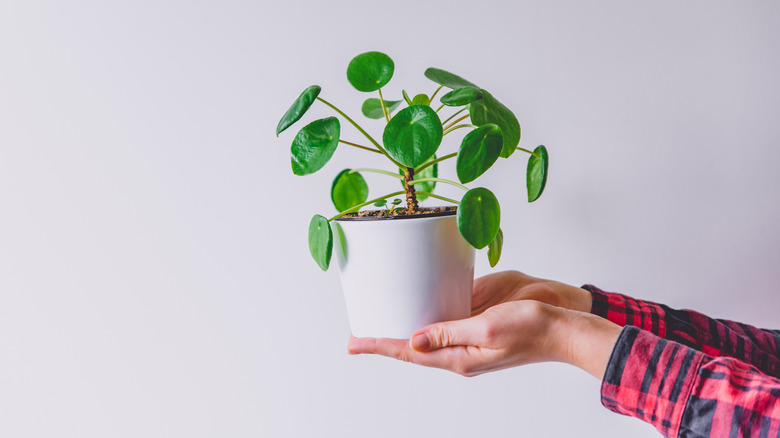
332, 210, 475, 339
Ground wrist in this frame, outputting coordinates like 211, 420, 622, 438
555, 309, 622, 379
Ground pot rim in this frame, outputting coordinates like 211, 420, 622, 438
334, 209, 456, 222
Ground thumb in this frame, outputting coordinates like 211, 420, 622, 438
410, 316, 486, 352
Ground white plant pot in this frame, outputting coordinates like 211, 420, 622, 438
332, 211, 475, 339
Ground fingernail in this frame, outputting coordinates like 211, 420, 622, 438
411, 333, 430, 352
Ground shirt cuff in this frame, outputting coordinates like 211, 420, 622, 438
582, 284, 667, 337
601, 326, 704, 438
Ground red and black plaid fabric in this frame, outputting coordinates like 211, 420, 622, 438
584, 285, 780, 437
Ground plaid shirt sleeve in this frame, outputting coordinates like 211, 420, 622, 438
583, 284, 780, 378
603, 326, 780, 437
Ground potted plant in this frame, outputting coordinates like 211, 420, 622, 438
277, 51, 549, 338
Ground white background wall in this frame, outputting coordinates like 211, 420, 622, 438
1, 1, 778, 437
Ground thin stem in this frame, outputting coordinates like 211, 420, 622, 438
416, 191, 460, 205
378, 89, 390, 122
409, 177, 468, 191
435, 103, 445, 113
441, 107, 468, 126
416, 152, 457, 173
442, 114, 471, 131
429, 85, 444, 104
329, 191, 407, 221
316, 97, 406, 169
443, 124, 477, 136
339, 140, 383, 154
349, 168, 404, 180
516, 146, 541, 157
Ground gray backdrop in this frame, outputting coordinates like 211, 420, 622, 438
1, 1, 778, 437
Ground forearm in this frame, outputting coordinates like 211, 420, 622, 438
552, 308, 623, 379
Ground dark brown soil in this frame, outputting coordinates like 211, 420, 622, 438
342, 206, 457, 218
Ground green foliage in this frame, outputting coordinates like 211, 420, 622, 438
469, 90, 521, 158
383, 105, 442, 168
456, 124, 502, 184
440, 87, 483, 106
457, 188, 501, 249
527, 145, 549, 202
362, 98, 402, 119
347, 51, 394, 92
291, 117, 340, 176
331, 170, 369, 212
487, 228, 503, 267
411, 94, 430, 106
279, 51, 552, 270
277, 85, 321, 136
424, 68, 478, 89
308, 214, 333, 271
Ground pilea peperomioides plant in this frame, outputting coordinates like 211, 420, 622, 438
277, 51, 549, 271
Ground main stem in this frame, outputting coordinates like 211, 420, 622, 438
403, 167, 419, 212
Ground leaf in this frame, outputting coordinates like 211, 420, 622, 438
383, 105, 443, 168
290, 117, 340, 176
331, 169, 369, 212
402, 89, 413, 105
308, 214, 333, 271
527, 145, 549, 202
424, 67, 478, 89
399, 161, 437, 201
346, 51, 394, 92
391, 199, 402, 205
373, 200, 387, 207
276, 85, 321, 136
412, 94, 430, 106
456, 124, 503, 184
440, 87, 483, 106
361, 98, 402, 119
487, 228, 503, 267
469, 89, 521, 158
457, 188, 501, 249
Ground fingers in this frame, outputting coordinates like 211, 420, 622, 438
410, 315, 489, 352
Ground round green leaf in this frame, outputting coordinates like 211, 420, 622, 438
469, 89, 521, 158
308, 214, 333, 271
457, 188, 501, 249
456, 124, 503, 184
424, 67, 478, 89
527, 145, 549, 202
276, 85, 321, 136
361, 98, 402, 119
402, 89, 413, 105
440, 86, 483, 106
373, 200, 386, 207
331, 169, 369, 212
383, 105, 442, 168
346, 51, 394, 92
487, 228, 503, 268
291, 117, 340, 176
411, 94, 430, 106
398, 160, 437, 201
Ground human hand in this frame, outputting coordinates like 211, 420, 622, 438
348, 301, 621, 378
469, 270, 592, 316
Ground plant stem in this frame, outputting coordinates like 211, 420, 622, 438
349, 168, 405, 180
442, 114, 471, 131
415, 191, 460, 205
316, 97, 405, 169
441, 107, 468, 126
339, 140, 383, 154
429, 85, 444, 103
329, 191, 407, 221
516, 146, 541, 157
443, 124, 477, 136
378, 89, 390, 122
415, 152, 457, 173
435, 103, 445, 113
409, 177, 469, 191
403, 167, 419, 212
